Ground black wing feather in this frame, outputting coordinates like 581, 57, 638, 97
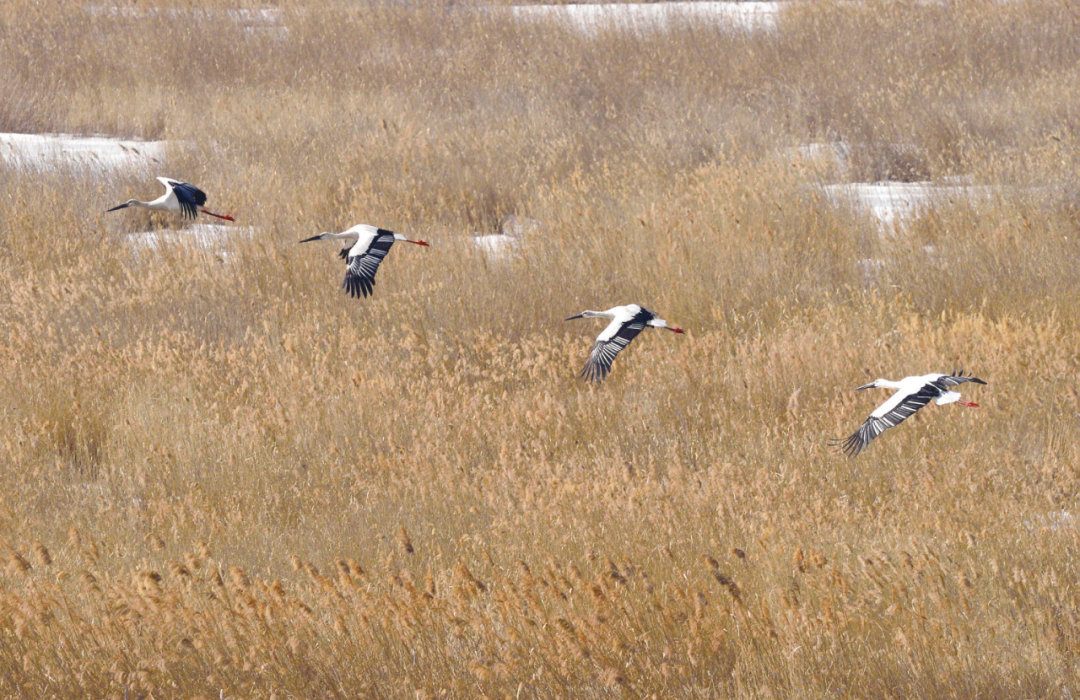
834, 370, 986, 457
343, 230, 396, 298
838, 383, 940, 457
580, 308, 655, 382
170, 181, 208, 220
938, 370, 987, 388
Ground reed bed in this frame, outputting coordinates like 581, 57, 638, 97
2, 0, 1080, 697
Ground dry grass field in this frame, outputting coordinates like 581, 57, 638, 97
2, 0, 1080, 697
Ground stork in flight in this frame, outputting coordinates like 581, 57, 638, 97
300, 224, 429, 298
566, 304, 684, 381
833, 370, 987, 457
107, 177, 234, 221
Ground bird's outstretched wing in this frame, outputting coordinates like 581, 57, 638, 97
937, 370, 988, 388
580, 308, 653, 382
835, 382, 940, 457
160, 178, 207, 219
343, 230, 396, 298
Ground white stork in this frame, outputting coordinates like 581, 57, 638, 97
107, 177, 234, 221
834, 370, 987, 457
565, 304, 684, 382
300, 224, 429, 299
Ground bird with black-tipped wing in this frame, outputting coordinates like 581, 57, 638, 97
833, 370, 987, 457
300, 224, 429, 299
566, 304, 684, 382
107, 177, 234, 221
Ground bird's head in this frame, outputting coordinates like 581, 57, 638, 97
565, 310, 599, 321
106, 200, 135, 212
855, 379, 886, 391
299, 233, 329, 243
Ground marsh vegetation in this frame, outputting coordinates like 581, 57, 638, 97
2, 0, 1080, 697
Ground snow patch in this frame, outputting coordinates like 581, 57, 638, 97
0, 133, 167, 171
510, 1, 782, 34
823, 182, 934, 230
474, 234, 520, 260
126, 224, 257, 254
822, 181, 995, 232
472, 214, 542, 261
1024, 509, 1076, 535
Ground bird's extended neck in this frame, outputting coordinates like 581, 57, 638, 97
857, 378, 905, 391
565, 310, 615, 322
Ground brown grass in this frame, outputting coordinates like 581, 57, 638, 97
2, 0, 1080, 697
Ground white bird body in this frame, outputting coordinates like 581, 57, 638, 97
107, 177, 233, 221
566, 304, 684, 381
300, 224, 428, 298
836, 371, 987, 456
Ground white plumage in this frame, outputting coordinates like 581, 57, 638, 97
300, 224, 429, 298
107, 177, 233, 221
834, 370, 987, 456
565, 304, 684, 381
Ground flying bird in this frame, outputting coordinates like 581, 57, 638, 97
566, 304, 684, 381
833, 370, 987, 457
300, 224, 429, 298
107, 177, 234, 221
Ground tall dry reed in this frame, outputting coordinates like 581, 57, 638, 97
1, 0, 1079, 697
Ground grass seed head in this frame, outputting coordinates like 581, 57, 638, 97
397, 526, 415, 555
32, 542, 51, 567
7, 552, 32, 575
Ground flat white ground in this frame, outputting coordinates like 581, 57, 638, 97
126, 224, 257, 253
0, 132, 167, 171
510, 1, 782, 33
823, 181, 997, 232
